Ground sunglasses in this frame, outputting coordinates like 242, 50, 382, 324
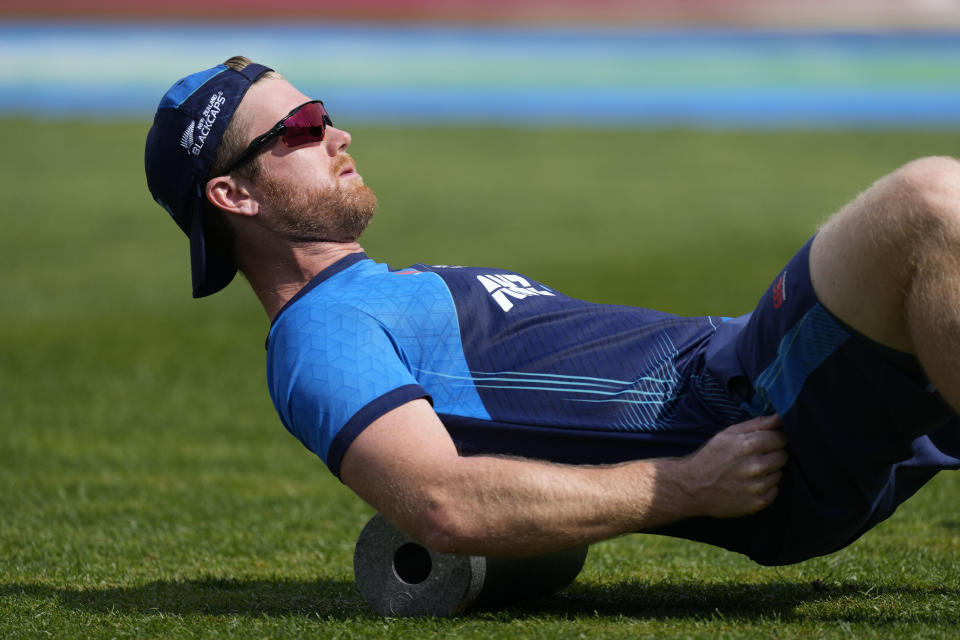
221, 100, 332, 175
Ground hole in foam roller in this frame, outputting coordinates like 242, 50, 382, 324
393, 542, 432, 584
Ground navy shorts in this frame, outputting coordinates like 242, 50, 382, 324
657, 237, 960, 565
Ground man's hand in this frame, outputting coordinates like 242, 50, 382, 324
673, 414, 787, 518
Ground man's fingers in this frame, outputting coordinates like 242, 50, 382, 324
734, 472, 782, 516
747, 450, 788, 477
689, 414, 789, 519
766, 449, 789, 470
725, 413, 781, 435
754, 413, 782, 430
755, 482, 780, 511
742, 471, 783, 513
747, 429, 788, 454
745, 455, 788, 487
756, 469, 782, 491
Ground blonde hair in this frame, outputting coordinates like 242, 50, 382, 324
208, 56, 281, 181
203, 56, 281, 262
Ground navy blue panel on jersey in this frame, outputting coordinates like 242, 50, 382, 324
266, 253, 734, 478
421, 263, 733, 439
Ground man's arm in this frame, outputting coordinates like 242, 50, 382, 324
340, 398, 786, 557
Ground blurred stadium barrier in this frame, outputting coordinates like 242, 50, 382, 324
3, 0, 960, 28
2, 0, 959, 127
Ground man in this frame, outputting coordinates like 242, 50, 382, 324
145, 57, 960, 567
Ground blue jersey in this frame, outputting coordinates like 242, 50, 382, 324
266, 252, 741, 478
267, 244, 960, 566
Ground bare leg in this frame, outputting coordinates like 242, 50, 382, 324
810, 156, 960, 412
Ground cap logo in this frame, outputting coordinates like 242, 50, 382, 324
179, 121, 196, 151
182, 90, 227, 156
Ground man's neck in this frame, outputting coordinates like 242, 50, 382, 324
243, 241, 366, 322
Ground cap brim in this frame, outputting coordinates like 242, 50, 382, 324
188, 198, 237, 298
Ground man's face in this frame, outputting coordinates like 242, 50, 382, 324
238, 77, 378, 242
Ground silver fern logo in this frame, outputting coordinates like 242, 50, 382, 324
179, 121, 196, 152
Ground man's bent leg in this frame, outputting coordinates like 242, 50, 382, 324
658, 228, 960, 565
811, 156, 960, 411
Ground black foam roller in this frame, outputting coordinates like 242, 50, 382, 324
353, 513, 588, 616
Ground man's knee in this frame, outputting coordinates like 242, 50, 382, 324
810, 155, 960, 351
820, 156, 960, 262
878, 156, 960, 242
892, 155, 960, 194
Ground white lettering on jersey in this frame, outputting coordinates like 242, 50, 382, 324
476, 273, 555, 312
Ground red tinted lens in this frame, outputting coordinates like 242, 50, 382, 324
280, 102, 331, 147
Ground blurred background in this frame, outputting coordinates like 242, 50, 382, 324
4, 0, 960, 125
3, 4, 960, 636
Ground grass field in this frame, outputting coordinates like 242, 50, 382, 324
2, 118, 959, 639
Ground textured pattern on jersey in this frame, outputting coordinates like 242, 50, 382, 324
689, 370, 751, 425
267, 300, 423, 463
267, 259, 488, 467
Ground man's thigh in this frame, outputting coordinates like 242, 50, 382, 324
657, 237, 960, 565
809, 156, 960, 353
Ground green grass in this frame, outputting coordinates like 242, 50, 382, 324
1, 118, 959, 638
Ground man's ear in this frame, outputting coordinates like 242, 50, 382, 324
205, 175, 259, 218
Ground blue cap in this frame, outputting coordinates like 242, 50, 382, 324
145, 62, 272, 297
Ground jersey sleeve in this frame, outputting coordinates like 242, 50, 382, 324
266, 301, 429, 478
